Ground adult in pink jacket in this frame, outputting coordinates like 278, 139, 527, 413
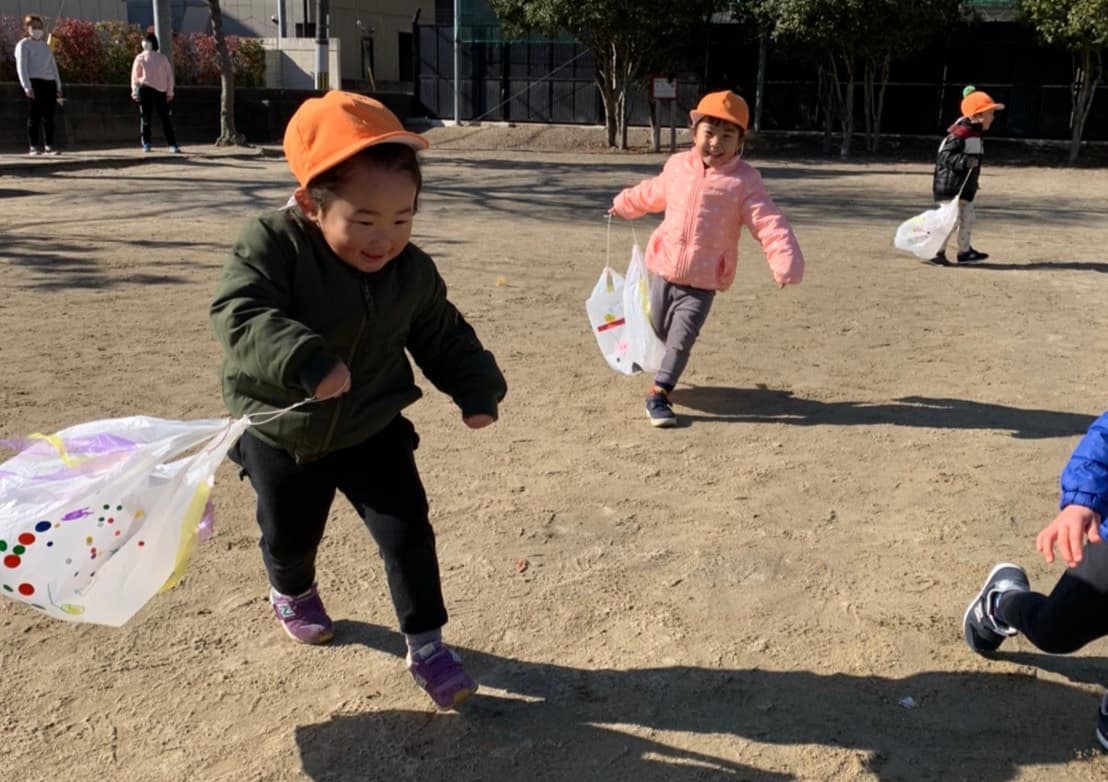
609, 90, 804, 427
131, 33, 180, 153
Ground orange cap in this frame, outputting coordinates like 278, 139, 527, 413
689, 91, 750, 132
283, 91, 429, 187
960, 87, 1005, 118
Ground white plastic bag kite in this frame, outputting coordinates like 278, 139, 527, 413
0, 414, 250, 626
894, 196, 961, 259
894, 172, 972, 260
586, 219, 667, 375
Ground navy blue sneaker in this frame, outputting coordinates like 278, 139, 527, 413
645, 391, 677, 428
926, 251, 950, 266
957, 248, 989, 263
1097, 693, 1108, 750
963, 563, 1029, 654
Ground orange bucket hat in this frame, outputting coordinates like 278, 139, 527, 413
960, 86, 1005, 118
283, 91, 429, 187
690, 91, 750, 132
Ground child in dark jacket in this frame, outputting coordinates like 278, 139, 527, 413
963, 412, 1108, 749
210, 91, 506, 710
929, 86, 1004, 266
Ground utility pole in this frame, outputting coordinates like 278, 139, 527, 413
314, 0, 329, 89
153, 0, 172, 66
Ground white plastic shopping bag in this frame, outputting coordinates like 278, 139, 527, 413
586, 263, 632, 374
894, 196, 961, 259
0, 414, 249, 626
586, 219, 667, 375
622, 242, 667, 374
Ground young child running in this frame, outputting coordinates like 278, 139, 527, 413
963, 412, 1108, 748
608, 91, 804, 427
210, 91, 507, 710
928, 86, 1004, 266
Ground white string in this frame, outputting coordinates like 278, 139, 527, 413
245, 397, 318, 426
605, 213, 612, 268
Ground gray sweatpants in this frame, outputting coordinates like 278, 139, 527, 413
649, 274, 716, 388
939, 199, 975, 256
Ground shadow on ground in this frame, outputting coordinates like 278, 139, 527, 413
296, 623, 1106, 782
666, 386, 1094, 439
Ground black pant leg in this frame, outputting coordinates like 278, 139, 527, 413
37, 80, 57, 147
998, 542, 1108, 654
229, 431, 337, 595
334, 417, 447, 634
138, 86, 155, 146
153, 89, 177, 147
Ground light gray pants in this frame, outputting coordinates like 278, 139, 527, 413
940, 199, 975, 256
649, 274, 716, 388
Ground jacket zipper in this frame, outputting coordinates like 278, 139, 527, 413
316, 277, 372, 457
681, 163, 705, 278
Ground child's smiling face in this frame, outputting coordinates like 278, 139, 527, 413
298, 160, 418, 274
693, 119, 743, 169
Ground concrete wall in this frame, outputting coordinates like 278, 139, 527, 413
1, 82, 416, 148
217, 0, 430, 84
0, 0, 125, 25
260, 36, 340, 90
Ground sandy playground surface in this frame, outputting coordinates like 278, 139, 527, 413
2, 126, 1108, 781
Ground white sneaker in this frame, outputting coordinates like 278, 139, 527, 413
28, 148, 42, 156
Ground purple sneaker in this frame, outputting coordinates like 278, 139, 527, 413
407, 642, 478, 710
269, 584, 334, 645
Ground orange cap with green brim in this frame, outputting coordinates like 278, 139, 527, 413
689, 91, 750, 132
283, 91, 429, 187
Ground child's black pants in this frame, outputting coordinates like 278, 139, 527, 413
999, 540, 1108, 654
228, 416, 448, 634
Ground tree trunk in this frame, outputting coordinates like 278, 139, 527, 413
596, 42, 619, 148
208, 0, 243, 146
863, 59, 874, 152
874, 54, 890, 153
1069, 47, 1102, 165
863, 53, 891, 154
754, 33, 767, 132
827, 52, 854, 159
817, 64, 833, 157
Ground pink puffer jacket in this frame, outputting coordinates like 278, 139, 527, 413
611, 150, 804, 291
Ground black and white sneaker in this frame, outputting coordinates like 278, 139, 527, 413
645, 391, 677, 428
1097, 693, 1108, 750
963, 562, 1029, 654
957, 248, 989, 263
925, 251, 950, 266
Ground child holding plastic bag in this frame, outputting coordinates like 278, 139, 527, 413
963, 411, 1108, 749
608, 91, 804, 427
928, 86, 1004, 266
210, 91, 506, 710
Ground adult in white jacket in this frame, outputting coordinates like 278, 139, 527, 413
131, 33, 180, 153
15, 13, 63, 155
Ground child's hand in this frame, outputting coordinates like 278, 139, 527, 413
1036, 504, 1103, 567
463, 414, 495, 429
607, 206, 618, 217
967, 159, 980, 168
314, 362, 351, 400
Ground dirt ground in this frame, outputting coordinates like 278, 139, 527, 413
2, 127, 1108, 782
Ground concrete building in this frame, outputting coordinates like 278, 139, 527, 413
156, 0, 432, 87
0, 0, 125, 24
1, 0, 429, 88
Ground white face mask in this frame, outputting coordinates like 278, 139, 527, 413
142, 41, 153, 52
30, 29, 44, 40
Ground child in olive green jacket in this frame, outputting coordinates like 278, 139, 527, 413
210, 91, 506, 711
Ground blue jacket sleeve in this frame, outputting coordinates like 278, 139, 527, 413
1059, 411, 1108, 539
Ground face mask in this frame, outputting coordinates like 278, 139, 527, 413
142, 41, 153, 51
30, 29, 44, 40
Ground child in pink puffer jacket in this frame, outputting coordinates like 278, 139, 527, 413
609, 90, 805, 427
